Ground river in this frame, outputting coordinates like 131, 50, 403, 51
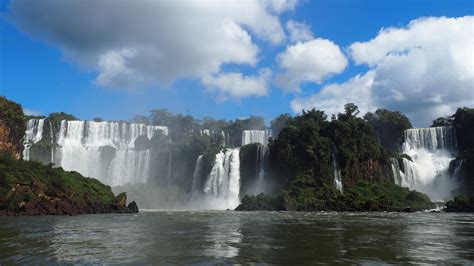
0, 211, 473, 264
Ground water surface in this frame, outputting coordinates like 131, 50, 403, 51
0, 211, 473, 264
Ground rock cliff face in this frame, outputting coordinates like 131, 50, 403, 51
0, 97, 25, 159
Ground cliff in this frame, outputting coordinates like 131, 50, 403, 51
0, 97, 25, 159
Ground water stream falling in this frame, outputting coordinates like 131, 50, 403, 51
241, 130, 271, 146
331, 148, 343, 193
23, 118, 45, 160
391, 126, 459, 201
202, 148, 241, 209
23, 119, 168, 186
191, 155, 204, 196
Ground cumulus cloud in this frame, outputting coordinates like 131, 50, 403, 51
291, 71, 375, 116
291, 16, 474, 126
275, 39, 348, 92
8, 0, 295, 97
202, 68, 272, 100
286, 20, 314, 43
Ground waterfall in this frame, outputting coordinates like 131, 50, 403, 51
241, 130, 270, 146
49, 120, 54, 163
254, 144, 268, 194
403, 126, 457, 152
392, 126, 458, 201
453, 160, 464, 178
23, 118, 45, 160
46, 120, 168, 186
191, 155, 204, 196
331, 147, 343, 193
203, 148, 241, 209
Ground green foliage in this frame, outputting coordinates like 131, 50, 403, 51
0, 151, 115, 207
268, 109, 332, 188
453, 107, 474, 152
364, 108, 412, 152
270, 113, 291, 139
431, 116, 453, 127
0, 96, 26, 156
445, 195, 474, 212
236, 180, 434, 212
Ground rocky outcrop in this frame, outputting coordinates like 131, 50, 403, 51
0, 97, 25, 159
0, 181, 138, 216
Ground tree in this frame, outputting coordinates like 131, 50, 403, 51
364, 108, 412, 152
431, 116, 453, 127
270, 114, 291, 138
132, 115, 149, 124
344, 103, 360, 117
148, 109, 172, 126
453, 107, 474, 152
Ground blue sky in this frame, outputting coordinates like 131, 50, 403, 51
1, 0, 472, 126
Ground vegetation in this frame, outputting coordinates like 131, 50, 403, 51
431, 116, 453, 127
236, 181, 433, 212
268, 104, 391, 193
445, 195, 474, 212
364, 108, 412, 152
0, 151, 137, 215
0, 96, 26, 157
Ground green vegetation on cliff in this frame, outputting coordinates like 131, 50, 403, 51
0, 96, 26, 158
238, 103, 434, 211
268, 104, 392, 192
0, 151, 137, 215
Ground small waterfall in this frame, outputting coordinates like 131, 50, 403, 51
241, 130, 270, 146
23, 118, 45, 160
392, 126, 458, 201
191, 155, 204, 196
453, 160, 464, 178
203, 148, 241, 209
49, 120, 54, 163
331, 148, 343, 193
254, 144, 267, 194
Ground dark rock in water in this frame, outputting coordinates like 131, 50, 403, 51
445, 195, 474, 212
127, 201, 139, 213
403, 207, 411, 212
116, 192, 127, 208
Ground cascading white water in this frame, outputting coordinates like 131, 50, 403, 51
254, 144, 267, 194
50, 120, 168, 186
331, 148, 343, 193
23, 118, 45, 160
48, 120, 54, 163
203, 148, 241, 209
191, 155, 204, 196
453, 160, 464, 178
241, 130, 270, 146
392, 126, 458, 201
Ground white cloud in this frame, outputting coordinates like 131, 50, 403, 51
286, 20, 314, 43
202, 68, 272, 99
291, 16, 474, 126
275, 39, 348, 92
8, 0, 296, 97
291, 71, 376, 116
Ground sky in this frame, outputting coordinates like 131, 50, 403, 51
0, 0, 473, 126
